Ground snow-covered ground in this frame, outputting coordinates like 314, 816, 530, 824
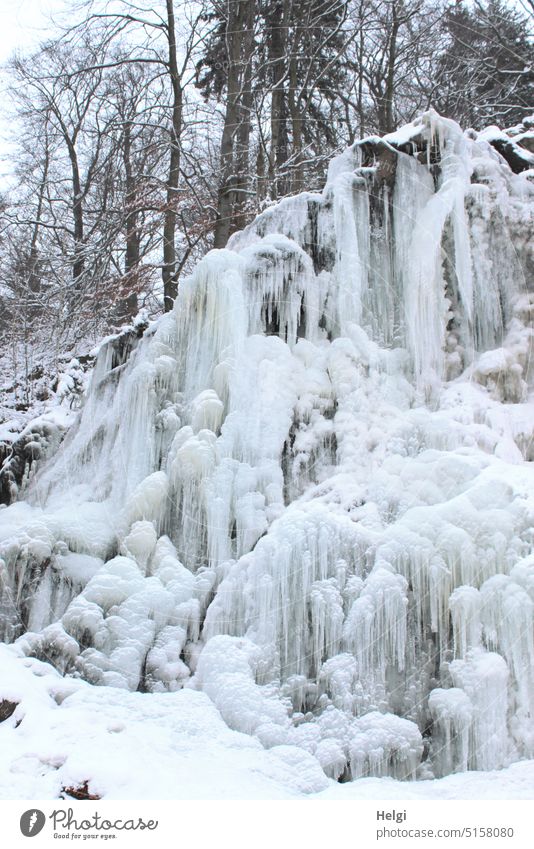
1, 644, 532, 800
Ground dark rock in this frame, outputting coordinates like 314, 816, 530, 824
61, 781, 101, 801
488, 136, 534, 174
0, 422, 65, 505
109, 319, 149, 371
0, 699, 18, 722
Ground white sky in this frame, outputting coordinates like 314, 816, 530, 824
0, 0, 68, 64
0, 1, 71, 187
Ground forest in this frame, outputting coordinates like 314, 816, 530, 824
0, 0, 532, 420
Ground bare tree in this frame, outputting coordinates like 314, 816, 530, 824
67, 0, 210, 310
432, 0, 534, 129
11, 40, 109, 293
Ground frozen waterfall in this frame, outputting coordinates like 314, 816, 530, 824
1, 110, 533, 783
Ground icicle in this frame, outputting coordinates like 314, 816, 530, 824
480, 574, 534, 726
450, 649, 510, 771
348, 712, 423, 780
449, 586, 482, 657
428, 687, 472, 776
330, 173, 370, 333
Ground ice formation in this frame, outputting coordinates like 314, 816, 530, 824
1, 110, 533, 785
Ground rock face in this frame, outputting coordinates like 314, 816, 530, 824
0, 699, 18, 722
1, 111, 533, 781
0, 419, 66, 506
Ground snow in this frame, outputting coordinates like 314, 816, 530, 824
1, 644, 533, 800
450, 649, 510, 771
1, 109, 534, 797
347, 711, 423, 780
428, 687, 472, 776
317, 759, 534, 800
0, 645, 327, 800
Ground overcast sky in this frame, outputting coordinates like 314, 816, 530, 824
0, 1, 70, 186
0, 0, 68, 64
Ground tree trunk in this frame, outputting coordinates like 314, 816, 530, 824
288, 50, 303, 194
213, 1, 252, 248
256, 142, 267, 205
163, 0, 183, 312
357, 24, 365, 139
268, 0, 289, 200
66, 138, 85, 285
379, 1, 401, 135
117, 119, 139, 321
232, 0, 255, 233
28, 147, 50, 295
124, 122, 140, 275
